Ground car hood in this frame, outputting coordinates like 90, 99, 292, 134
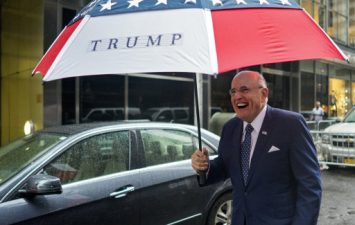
324, 123, 355, 133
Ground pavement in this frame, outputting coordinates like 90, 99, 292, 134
317, 167, 355, 225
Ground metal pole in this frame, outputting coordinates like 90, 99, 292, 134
193, 74, 206, 185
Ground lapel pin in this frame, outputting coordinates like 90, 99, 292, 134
262, 131, 267, 135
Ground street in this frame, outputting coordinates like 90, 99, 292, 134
318, 167, 355, 225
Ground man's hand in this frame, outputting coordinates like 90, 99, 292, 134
191, 147, 209, 172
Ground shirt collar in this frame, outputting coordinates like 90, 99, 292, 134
243, 105, 267, 134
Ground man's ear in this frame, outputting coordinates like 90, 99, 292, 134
261, 87, 269, 98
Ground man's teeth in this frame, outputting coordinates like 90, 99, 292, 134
237, 103, 247, 107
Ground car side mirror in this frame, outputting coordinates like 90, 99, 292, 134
18, 174, 62, 197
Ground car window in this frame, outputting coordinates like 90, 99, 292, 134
174, 109, 188, 120
157, 111, 173, 122
0, 133, 64, 185
192, 136, 217, 156
141, 129, 215, 166
43, 131, 130, 184
344, 109, 355, 122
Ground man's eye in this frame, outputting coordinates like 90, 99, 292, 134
240, 88, 249, 93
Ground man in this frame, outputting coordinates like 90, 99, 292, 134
191, 71, 321, 225
312, 101, 324, 122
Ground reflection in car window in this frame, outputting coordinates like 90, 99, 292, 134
175, 110, 188, 120
43, 131, 130, 184
141, 129, 215, 166
192, 136, 216, 156
0, 133, 64, 185
142, 129, 194, 166
157, 111, 173, 122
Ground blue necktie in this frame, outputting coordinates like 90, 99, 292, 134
241, 124, 253, 185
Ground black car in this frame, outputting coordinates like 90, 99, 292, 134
0, 122, 232, 225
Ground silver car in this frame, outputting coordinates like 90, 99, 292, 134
319, 108, 355, 167
0, 122, 232, 225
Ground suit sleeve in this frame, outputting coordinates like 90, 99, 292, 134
290, 115, 322, 225
201, 123, 230, 185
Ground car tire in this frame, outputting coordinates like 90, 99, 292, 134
207, 192, 233, 225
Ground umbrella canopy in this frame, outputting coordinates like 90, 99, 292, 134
33, 0, 347, 81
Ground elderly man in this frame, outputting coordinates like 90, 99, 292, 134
191, 70, 321, 225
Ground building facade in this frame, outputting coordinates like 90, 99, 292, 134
1, 0, 355, 146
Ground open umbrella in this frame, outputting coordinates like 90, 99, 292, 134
32, 0, 348, 182
33, 0, 347, 80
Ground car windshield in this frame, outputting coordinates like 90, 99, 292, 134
344, 109, 355, 123
0, 133, 65, 185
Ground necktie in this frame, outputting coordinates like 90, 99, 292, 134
241, 124, 253, 185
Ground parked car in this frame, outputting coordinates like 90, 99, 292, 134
142, 107, 191, 124
0, 121, 232, 225
81, 107, 142, 122
319, 107, 355, 167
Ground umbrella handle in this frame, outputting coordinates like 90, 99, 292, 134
198, 170, 207, 185
193, 74, 207, 185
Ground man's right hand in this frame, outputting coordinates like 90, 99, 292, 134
191, 147, 209, 172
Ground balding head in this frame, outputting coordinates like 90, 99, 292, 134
232, 70, 267, 89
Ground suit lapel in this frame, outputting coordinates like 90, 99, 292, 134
247, 106, 274, 186
231, 120, 244, 187
232, 121, 243, 167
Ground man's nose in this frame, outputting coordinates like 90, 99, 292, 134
231, 91, 242, 99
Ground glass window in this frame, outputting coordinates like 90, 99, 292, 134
291, 75, 299, 112
174, 109, 189, 121
350, 0, 355, 47
129, 76, 194, 124
211, 71, 235, 113
328, 0, 348, 44
0, 133, 65, 185
263, 62, 292, 72
62, 78, 76, 125
315, 62, 328, 117
263, 73, 290, 110
329, 67, 351, 118
300, 61, 315, 112
301, 72, 315, 112
43, 131, 130, 184
316, 0, 327, 28
157, 110, 173, 122
301, 0, 326, 28
80, 75, 125, 123
141, 129, 214, 166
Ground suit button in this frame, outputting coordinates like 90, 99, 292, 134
244, 192, 248, 196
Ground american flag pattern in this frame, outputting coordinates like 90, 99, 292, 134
33, 0, 347, 81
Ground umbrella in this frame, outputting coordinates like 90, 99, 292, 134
32, 0, 348, 183
33, 0, 347, 80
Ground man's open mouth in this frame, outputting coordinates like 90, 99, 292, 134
237, 103, 248, 109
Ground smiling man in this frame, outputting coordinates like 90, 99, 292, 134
191, 70, 322, 225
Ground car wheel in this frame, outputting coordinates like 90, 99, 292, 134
207, 192, 233, 225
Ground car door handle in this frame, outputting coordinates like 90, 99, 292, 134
110, 185, 135, 199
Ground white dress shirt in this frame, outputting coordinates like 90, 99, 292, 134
242, 105, 267, 166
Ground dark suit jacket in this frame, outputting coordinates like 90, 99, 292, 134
206, 106, 322, 225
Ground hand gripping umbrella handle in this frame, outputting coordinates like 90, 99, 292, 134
194, 75, 207, 185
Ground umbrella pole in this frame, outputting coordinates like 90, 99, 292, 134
193, 74, 207, 185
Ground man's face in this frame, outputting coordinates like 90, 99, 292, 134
230, 72, 268, 123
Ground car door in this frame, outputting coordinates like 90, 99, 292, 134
0, 130, 141, 225
137, 128, 217, 225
